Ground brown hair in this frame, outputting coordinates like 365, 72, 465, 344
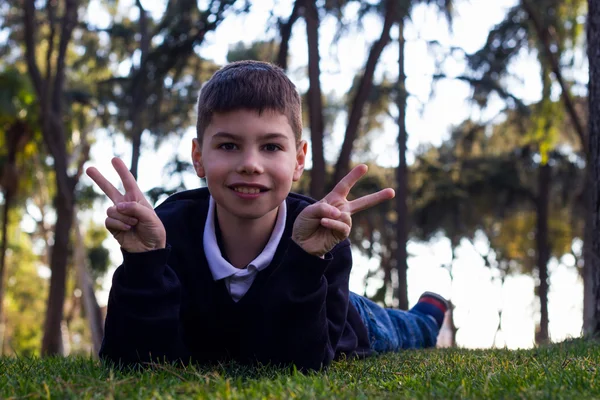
196, 60, 302, 145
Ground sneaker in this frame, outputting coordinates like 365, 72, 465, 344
412, 291, 449, 328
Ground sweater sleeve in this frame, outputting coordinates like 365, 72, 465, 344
253, 239, 352, 371
99, 246, 188, 366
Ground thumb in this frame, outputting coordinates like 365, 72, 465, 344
116, 201, 158, 222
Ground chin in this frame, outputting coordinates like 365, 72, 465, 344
223, 202, 280, 221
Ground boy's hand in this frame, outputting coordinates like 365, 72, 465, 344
292, 164, 395, 257
86, 157, 166, 253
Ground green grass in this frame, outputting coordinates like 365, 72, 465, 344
1, 338, 599, 399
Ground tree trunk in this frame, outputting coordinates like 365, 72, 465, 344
333, 0, 396, 184
586, 0, 600, 336
0, 190, 12, 356
395, 19, 409, 310
128, 0, 150, 181
130, 128, 143, 180
535, 163, 551, 344
41, 187, 75, 355
304, 0, 326, 199
73, 214, 104, 356
583, 173, 595, 333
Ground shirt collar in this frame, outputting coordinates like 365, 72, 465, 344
203, 195, 287, 281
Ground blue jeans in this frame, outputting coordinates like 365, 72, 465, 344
349, 292, 439, 353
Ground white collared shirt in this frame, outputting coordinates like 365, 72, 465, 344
203, 196, 287, 302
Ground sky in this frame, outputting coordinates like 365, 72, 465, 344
78, 0, 587, 349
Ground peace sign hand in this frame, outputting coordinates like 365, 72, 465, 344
292, 164, 395, 257
86, 157, 166, 253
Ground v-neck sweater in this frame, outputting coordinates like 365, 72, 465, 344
99, 188, 371, 371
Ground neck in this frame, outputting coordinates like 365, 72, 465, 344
216, 205, 279, 269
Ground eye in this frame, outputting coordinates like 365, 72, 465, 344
218, 143, 237, 151
263, 143, 282, 152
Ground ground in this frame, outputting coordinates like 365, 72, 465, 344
1, 338, 598, 399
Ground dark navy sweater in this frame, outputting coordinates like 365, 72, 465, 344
99, 188, 371, 371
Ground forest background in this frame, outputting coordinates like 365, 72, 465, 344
0, 0, 598, 358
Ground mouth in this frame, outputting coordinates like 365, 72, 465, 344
229, 185, 269, 195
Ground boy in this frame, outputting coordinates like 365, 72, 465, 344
87, 60, 448, 371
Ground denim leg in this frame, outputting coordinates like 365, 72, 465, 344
349, 292, 440, 353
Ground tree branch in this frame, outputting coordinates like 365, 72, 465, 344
52, 0, 79, 114
277, 0, 302, 70
45, 0, 57, 94
333, 0, 397, 184
23, 0, 43, 96
433, 73, 530, 114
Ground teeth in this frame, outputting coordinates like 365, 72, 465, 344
233, 187, 260, 194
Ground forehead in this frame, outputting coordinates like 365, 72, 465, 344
205, 109, 295, 141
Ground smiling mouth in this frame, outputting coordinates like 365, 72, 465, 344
231, 186, 268, 194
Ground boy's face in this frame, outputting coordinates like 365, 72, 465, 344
192, 109, 307, 222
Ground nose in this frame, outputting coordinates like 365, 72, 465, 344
236, 149, 264, 175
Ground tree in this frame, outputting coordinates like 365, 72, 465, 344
409, 99, 585, 343
453, 0, 586, 341
394, 0, 453, 309
587, 0, 600, 336
0, 69, 37, 346
23, 0, 94, 355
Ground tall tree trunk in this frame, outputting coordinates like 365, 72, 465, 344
395, 19, 409, 310
304, 0, 326, 199
535, 163, 551, 344
333, 0, 396, 184
586, 0, 600, 336
583, 171, 595, 333
41, 187, 75, 355
24, 0, 80, 356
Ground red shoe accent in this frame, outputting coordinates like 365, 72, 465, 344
419, 296, 447, 313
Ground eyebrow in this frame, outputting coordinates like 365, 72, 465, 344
211, 132, 290, 141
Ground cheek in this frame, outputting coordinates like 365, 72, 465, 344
271, 158, 297, 183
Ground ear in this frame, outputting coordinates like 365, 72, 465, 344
293, 140, 307, 182
191, 138, 206, 178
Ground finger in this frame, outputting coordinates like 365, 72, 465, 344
86, 166, 123, 204
347, 188, 395, 215
305, 202, 342, 220
111, 157, 144, 197
116, 201, 159, 221
105, 217, 132, 233
338, 211, 352, 228
107, 205, 139, 226
320, 218, 351, 238
326, 164, 368, 201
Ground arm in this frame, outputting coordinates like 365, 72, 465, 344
255, 164, 394, 371
99, 247, 189, 366
253, 240, 351, 371
86, 158, 185, 365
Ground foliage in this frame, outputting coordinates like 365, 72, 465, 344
0, 338, 598, 399
3, 226, 47, 357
